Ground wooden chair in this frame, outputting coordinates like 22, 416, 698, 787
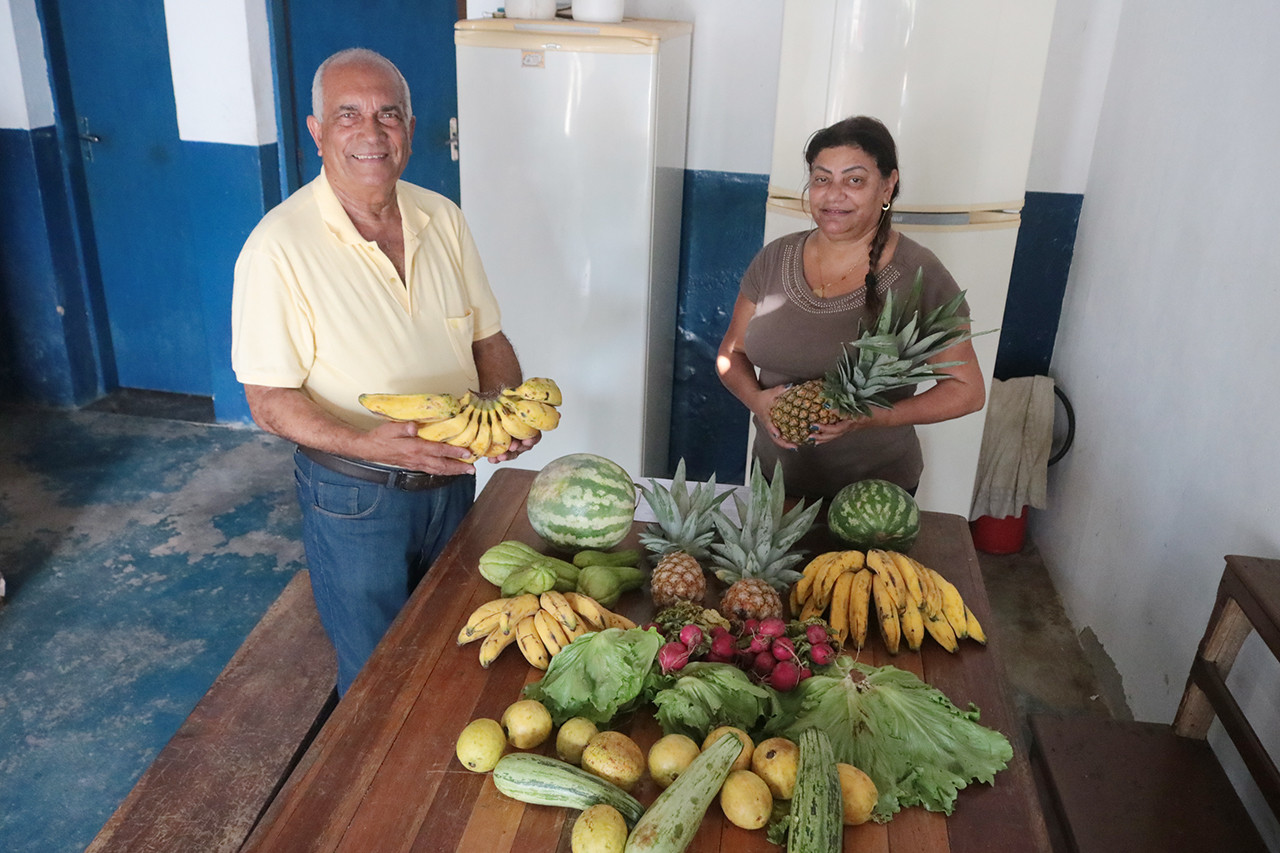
86, 571, 337, 853
1030, 554, 1280, 852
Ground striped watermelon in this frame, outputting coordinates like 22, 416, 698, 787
828, 479, 920, 551
526, 453, 637, 550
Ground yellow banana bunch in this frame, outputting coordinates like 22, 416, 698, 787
789, 549, 986, 654
357, 391, 460, 422
359, 378, 563, 461
458, 588, 629, 670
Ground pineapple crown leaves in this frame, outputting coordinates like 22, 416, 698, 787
708, 460, 822, 590
636, 457, 731, 560
824, 267, 993, 417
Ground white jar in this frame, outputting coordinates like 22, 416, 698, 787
572, 0, 624, 23
506, 0, 556, 19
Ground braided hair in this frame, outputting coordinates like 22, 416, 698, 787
804, 116, 901, 314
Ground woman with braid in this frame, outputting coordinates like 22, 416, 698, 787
716, 116, 985, 499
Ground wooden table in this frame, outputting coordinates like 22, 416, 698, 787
243, 468, 1050, 853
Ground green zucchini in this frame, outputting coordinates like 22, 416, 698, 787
491, 753, 644, 827
624, 731, 742, 852
573, 548, 641, 569
789, 728, 842, 852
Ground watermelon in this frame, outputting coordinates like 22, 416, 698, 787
526, 453, 637, 550
828, 479, 920, 551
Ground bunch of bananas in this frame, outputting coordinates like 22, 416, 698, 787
457, 590, 636, 670
359, 377, 562, 461
790, 549, 985, 654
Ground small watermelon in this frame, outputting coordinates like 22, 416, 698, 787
828, 479, 920, 551
526, 453, 637, 550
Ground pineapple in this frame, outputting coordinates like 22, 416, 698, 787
638, 458, 731, 607
650, 552, 706, 608
769, 269, 982, 444
711, 460, 822, 624
769, 381, 840, 444
719, 578, 784, 625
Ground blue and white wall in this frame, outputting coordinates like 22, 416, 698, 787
159, 0, 280, 421
0, 0, 277, 420
0, 0, 100, 406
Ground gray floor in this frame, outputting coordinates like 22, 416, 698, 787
0, 400, 1119, 852
977, 545, 1128, 724
0, 402, 306, 853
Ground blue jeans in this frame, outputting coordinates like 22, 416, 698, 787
293, 449, 475, 695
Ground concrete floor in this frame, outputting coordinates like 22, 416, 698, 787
977, 545, 1128, 725
0, 402, 304, 853
0, 398, 1121, 852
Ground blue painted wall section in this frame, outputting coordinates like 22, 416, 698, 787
281, 0, 462, 202
994, 191, 1082, 380
180, 141, 282, 423
0, 126, 105, 406
667, 169, 769, 485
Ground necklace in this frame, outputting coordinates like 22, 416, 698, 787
816, 254, 863, 297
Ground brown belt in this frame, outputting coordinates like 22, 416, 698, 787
297, 446, 459, 492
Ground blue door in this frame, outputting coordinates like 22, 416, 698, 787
53, 0, 212, 395
280, 0, 462, 201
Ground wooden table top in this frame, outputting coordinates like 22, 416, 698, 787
243, 467, 1050, 853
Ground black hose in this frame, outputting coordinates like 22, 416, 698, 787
1048, 384, 1075, 466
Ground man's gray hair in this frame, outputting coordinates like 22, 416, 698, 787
311, 48, 413, 121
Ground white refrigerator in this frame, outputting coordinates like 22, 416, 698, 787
762, 0, 1056, 516
454, 18, 692, 490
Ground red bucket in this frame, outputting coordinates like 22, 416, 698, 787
970, 507, 1028, 555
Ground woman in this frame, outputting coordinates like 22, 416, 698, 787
716, 116, 985, 499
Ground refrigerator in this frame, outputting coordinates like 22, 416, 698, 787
763, 0, 1056, 516
454, 18, 692, 491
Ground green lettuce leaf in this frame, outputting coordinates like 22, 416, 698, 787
522, 627, 663, 726
765, 658, 1012, 821
648, 662, 780, 740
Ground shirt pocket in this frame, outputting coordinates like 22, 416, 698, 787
445, 309, 476, 366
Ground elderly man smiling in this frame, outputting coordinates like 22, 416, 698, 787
231, 48, 540, 695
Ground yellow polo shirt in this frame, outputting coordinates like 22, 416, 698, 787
231, 170, 503, 430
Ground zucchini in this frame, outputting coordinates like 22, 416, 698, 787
573, 548, 641, 569
789, 728, 842, 852
491, 753, 645, 827
624, 731, 742, 852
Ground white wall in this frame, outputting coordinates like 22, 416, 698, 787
163, 0, 276, 145
1034, 0, 1280, 844
466, 0, 782, 174
0, 0, 54, 129
1024, 0, 1121, 194
470, 0, 1110, 193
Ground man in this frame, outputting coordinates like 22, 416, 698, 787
231, 48, 537, 695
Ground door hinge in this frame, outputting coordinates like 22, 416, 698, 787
449, 117, 459, 162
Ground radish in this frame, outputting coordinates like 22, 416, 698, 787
805, 623, 830, 646
770, 636, 796, 662
679, 624, 704, 649
768, 660, 802, 691
657, 641, 691, 673
808, 642, 836, 665
752, 651, 777, 676
757, 616, 787, 638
